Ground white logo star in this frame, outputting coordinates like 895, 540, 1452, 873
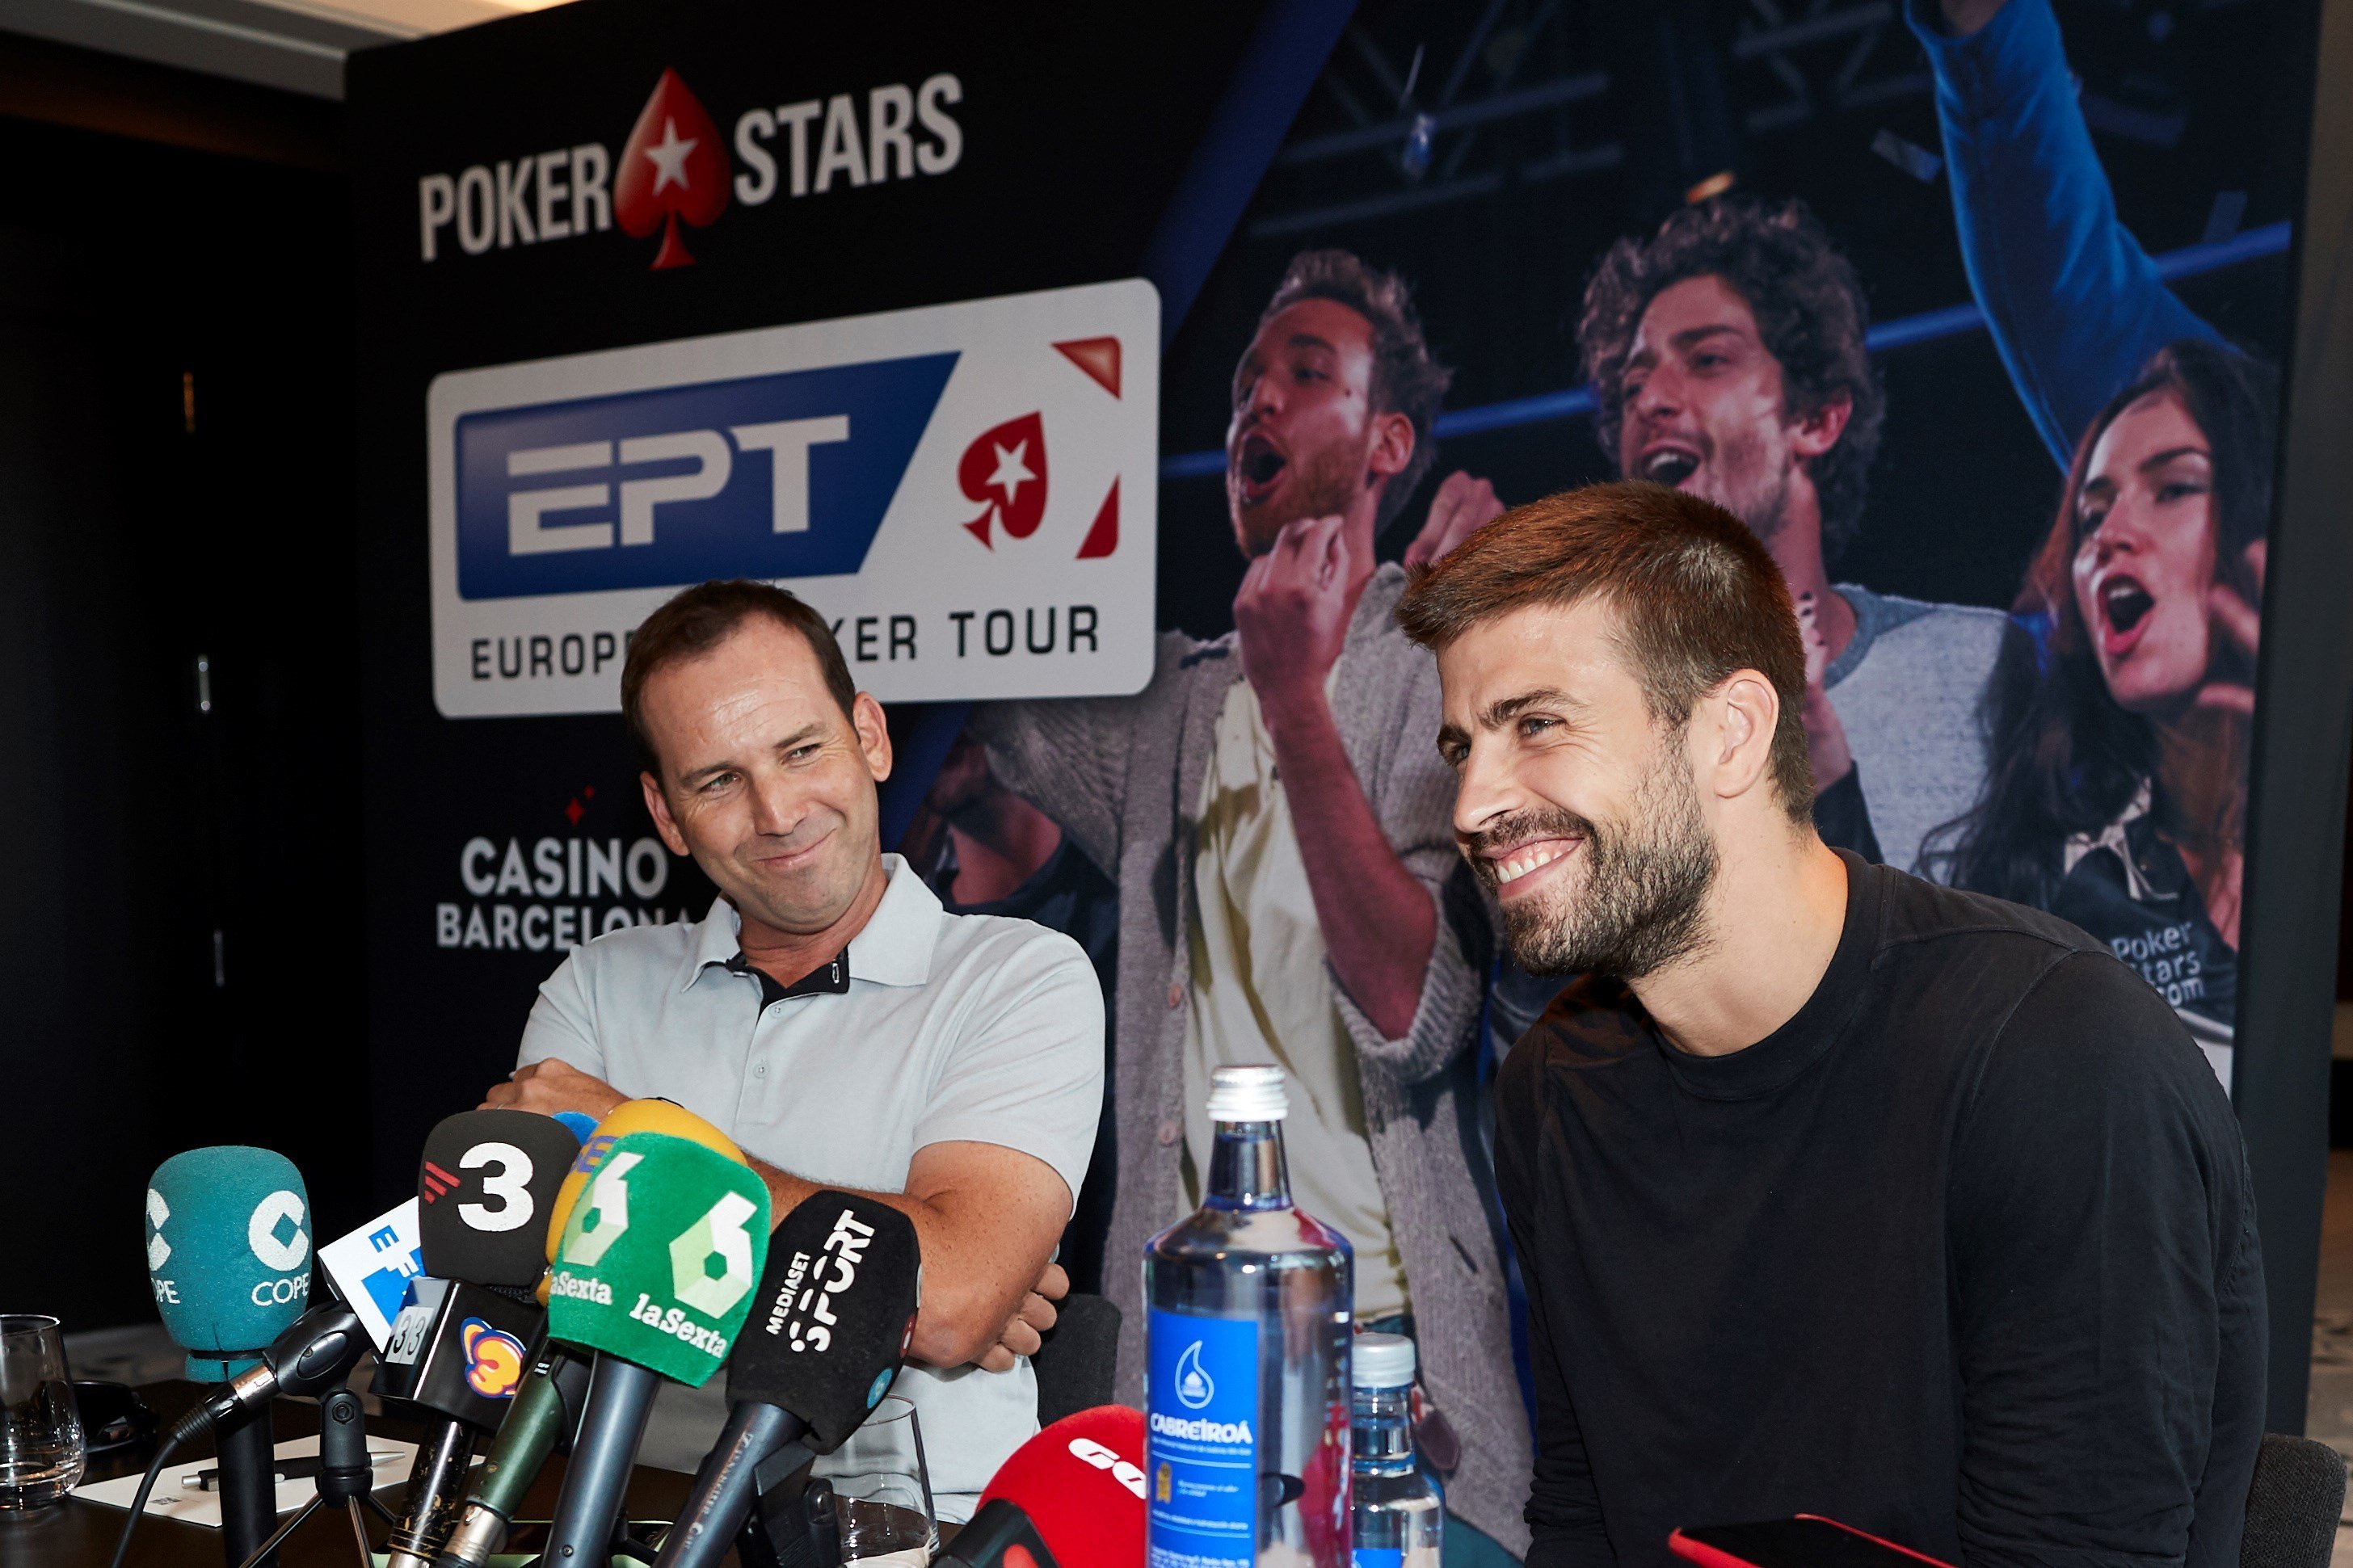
643, 117, 697, 194
987, 439, 1035, 505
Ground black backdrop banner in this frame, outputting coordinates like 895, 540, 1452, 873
352, 0, 2327, 1446
349, 0, 1347, 1198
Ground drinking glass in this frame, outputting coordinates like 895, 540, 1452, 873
0, 1317, 83, 1508
816, 1396, 937, 1563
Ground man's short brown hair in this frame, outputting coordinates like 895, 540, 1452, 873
1395, 480, 1815, 822
1259, 249, 1453, 531
1578, 196, 1883, 560
621, 580, 857, 775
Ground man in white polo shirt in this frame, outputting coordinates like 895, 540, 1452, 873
480, 578, 1105, 1519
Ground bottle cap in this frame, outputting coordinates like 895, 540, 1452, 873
1206, 1065, 1288, 1122
1353, 1332, 1415, 1388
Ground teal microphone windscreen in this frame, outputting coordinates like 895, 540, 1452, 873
145, 1147, 314, 1382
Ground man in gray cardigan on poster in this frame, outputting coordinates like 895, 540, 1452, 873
975, 249, 1531, 1562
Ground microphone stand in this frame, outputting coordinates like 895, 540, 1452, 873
231, 1388, 398, 1568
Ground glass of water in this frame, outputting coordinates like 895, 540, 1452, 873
817, 1396, 936, 1563
0, 1317, 83, 1508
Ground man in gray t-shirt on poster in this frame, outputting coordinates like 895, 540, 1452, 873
1416, 197, 2003, 876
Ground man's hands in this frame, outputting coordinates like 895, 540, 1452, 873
978, 1260, 1067, 1373
1795, 591, 1855, 788
1234, 515, 1358, 717
480, 1057, 627, 1121
1402, 471, 1505, 569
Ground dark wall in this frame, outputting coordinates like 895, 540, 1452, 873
0, 79, 365, 1330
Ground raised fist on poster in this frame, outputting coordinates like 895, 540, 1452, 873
1235, 513, 1356, 716
1402, 471, 1507, 569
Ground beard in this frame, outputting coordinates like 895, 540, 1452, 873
1469, 741, 1720, 979
1228, 432, 1369, 557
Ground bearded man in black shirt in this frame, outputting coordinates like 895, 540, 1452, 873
1396, 479, 2264, 1568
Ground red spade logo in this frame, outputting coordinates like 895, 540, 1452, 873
958, 413, 1047, 549
614, 69, 730, 271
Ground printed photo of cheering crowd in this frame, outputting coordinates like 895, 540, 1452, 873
890, 0, 2302, 1556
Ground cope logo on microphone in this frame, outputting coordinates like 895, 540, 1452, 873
461, 1318, 528, 1398
425, 280, 1159, 721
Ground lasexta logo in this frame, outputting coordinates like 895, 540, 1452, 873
616, 69, 728, 270
455, 353, 957, 600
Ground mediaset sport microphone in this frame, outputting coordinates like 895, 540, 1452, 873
539, 1128, 771, 1568
436, 1099, 751, 1568
373, 1109, 580, 1568
141, 1146, 317, 1568
654, 1192, 921, 1568
945, 1405, 1150, 1568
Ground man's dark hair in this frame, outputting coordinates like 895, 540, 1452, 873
621, 579, 857, 776
1396, 479, 1816, 823
1259, 248, 1454, 530
1578, 195, 1884, 560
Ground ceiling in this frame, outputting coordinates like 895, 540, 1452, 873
0, 0, 569, 98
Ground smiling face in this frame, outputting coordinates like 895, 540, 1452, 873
1437, 597, 1719, 977
1226, 297, 1398, 557
637, 616, 894, 940
1616, 275, 1833, 545
2070, 390, 2220, 715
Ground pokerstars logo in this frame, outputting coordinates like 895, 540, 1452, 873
416, 67, 966, 270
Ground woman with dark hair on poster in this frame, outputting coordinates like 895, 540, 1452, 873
1926, 340, 2275, 1060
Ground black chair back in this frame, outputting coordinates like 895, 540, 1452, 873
1030, 1293, 1122, 1427
2241, 1431, 2346, 1568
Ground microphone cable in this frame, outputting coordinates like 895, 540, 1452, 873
103, 1427, 186, 1568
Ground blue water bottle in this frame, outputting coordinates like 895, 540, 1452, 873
1145, 1064, 1353, 1567
1349, 1333, 1442, 1566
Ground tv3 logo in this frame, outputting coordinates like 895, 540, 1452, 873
423, 1141, 539, 1234
561, 1150, 759, 1318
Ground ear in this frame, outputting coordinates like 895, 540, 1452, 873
852, 692, 894, 783
1698, 670, 1782, 804
642, 770, 691, 857
1365, 408, 1416, 488
1788, 391, 1852, 461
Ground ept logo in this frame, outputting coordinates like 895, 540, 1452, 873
453, 353, 956, 601
461, 1318, 528, 1398
416, 67, 964, 271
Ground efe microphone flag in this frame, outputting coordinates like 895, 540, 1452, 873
144, 1146, 313, 1381
416, 1108, 581, 1286
548, 1129, 771, 1385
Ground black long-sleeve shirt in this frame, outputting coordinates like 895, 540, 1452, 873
1495, 853, 2265, 1568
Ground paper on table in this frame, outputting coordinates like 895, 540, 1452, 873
72, 1431, 419, 1526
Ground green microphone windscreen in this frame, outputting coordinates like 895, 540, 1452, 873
547, 1131, 770, 1387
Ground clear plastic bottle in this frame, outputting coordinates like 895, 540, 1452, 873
1349, 1334, 1442, 1568
1145, 1064, 1354, 1567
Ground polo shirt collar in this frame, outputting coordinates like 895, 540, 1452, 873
679, 854, 942, 994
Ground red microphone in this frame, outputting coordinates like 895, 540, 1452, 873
945, 1405, 1147, 1568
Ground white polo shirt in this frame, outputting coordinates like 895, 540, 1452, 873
516, 853, 1105, 1516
